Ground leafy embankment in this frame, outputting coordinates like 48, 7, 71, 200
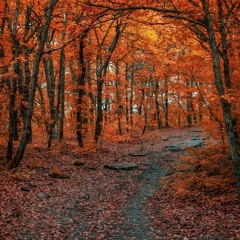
148, 144, 240, 239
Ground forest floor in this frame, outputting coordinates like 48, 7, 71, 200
0, 127, 240, 239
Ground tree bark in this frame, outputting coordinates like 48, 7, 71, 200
130, 64, 134, 126
115, 62, 122, 135
76, 38, 86, 147
142, 91, 148, 135
201, 0, 240, 196
59, 47, 65, 141
154, 78, 162, 129
94, 21, 126, 142
6, 0, 21, 162
43, 51, 58, 149
7, 0, 59, 170
125, 63, 129, 133
164, 76, 169, 127
186, 79, 193, 127
217, 0, 239, 146
6, 76, 17, 162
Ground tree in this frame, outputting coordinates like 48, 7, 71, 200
0, 0, 239, 199
94, 18, 126, 142
85, 0, 240, 195
7, 0, 59, 170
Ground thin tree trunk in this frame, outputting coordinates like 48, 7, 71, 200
7, 0, 59, 170
186, 79, 193, 127
130, 64, 134, 126
125, 63, 129, 133
177, 94, 181, 126
142, 109, 147, 135
6, 77, 17, 162
142, 78, 150, 134
59, 17, 67, 142
76, 38, 86, 147
6, 0, 21, 162
12, 60, 20, 141
95, 77, 104, 142
142, 98, 148, 135
138, 88, 144, 116
43, 53, 57, 148
22, 56, 32, 143
36, 83, 49, 133
59, 47, 65, 141
154, 78, 162, 129
164, 76, 169, 127
87, 58, 95, 124
115, 62, 122, 135
94, 21, 126, 142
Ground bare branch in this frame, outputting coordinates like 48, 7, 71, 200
85, 1, 182, 14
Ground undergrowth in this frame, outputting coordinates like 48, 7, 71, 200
161, 144, 238, 202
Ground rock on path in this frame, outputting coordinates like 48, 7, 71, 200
166, 132, 207, 152
104, 162, 138, 171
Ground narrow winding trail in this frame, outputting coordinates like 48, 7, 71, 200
118, 130, 204, 240
2, 128, 213, 240
122, 151, 167, 240
66, 128, 205, 239
2, 128, 238, 239
66, 153, 173, 240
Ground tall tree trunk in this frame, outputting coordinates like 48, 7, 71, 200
6, 0, 21, 162
59, 47, 65, 141
142, 94, 148, 135
94, 21, 126, 142
125, 63, 129, 133
87, 58, 95, 125
142, 109, 148, 135
95, 77, 104, 142
12, 59, 20, 141
130, 64, 134, 126
154, 78, 162, 129
217, 0, 239, 146
22, 56, 32, 143
186, 79, 193, 127
164, 76, 169, 127
7, 0, 59, 170
177, 94, 181, 127
36, 83, 49, 133
202, 0, 240, 196
115, 62, 122, 135
142, 78, 150, 134
198, 96, 203, 123
138, 84, 144, 116
76, 38, 86, 147
43, 52, 57, 149
6, 77, 17, 162
59, 17, 67, 142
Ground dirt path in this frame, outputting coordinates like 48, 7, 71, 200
65, 129, 204, 239
1, 127, 211, 239
122, 151, 167, 240
66, 152, 171, 240
117, 130, 204, 240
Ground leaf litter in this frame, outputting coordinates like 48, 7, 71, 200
0, 127, 239, 239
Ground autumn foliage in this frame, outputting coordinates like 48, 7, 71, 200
162, 144, 237, 201
0, 0, 240, 216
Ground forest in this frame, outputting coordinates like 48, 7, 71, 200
0, 0, 240, 239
